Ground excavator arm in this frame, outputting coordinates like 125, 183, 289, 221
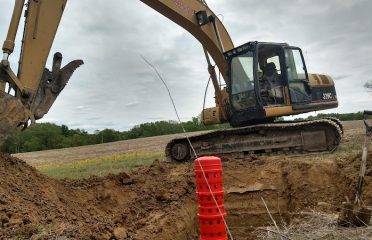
0, 0, 83, 145
141, 0, 235, 123
142, 0, 234, 82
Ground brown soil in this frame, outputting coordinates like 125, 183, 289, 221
1, 120, 371, 239
1, 149, 371, 239
0, 153, 198, 239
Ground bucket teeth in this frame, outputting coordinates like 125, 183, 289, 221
32, 53, 83, 120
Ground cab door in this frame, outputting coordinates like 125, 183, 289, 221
229, 51, 258, 111
257, 44, 288, 107
226, 45, 267, 126
283, 47, 312, 103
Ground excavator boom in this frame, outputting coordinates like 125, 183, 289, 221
141, 0, 234, 82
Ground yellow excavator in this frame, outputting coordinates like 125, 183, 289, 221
0, 0, 342, 161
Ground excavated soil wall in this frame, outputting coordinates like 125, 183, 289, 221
0, 151, 371, 239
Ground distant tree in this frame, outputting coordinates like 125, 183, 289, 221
61, 124, 70, 136
99, 129, 122, 143
2, 130, 22, 153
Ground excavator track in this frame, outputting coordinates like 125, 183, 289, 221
166, 119, 343, 162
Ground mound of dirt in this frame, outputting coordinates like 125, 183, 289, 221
0, 152, 371, 239
0, 153, 197, 239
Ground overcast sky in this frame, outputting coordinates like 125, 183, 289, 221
1, 0, 371, 131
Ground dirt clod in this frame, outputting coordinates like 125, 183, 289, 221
113, 227, 128, 239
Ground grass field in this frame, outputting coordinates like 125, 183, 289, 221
36, 151, 164, 179
18, 120, 368, 179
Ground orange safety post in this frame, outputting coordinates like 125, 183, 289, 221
194, 156, 227, 240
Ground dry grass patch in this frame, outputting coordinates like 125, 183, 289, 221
256, 211, 372, 240
36, 152, 164, 179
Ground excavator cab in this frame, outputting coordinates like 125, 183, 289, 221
258, 44, 312, 106
225, 42, 316, 126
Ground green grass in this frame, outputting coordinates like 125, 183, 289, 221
36, 152, 164, 179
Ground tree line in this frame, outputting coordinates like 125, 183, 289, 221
1, 117, 228, 154
295, 111, 372, 121
2, 112, 370, 154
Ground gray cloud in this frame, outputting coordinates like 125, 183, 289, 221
125, 101, 140, 108
333, 74, 352, 81
1, 0, 371, 131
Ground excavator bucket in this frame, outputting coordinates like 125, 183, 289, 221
0, 53, 83, 147
0, 91, 32, 146
0, 52, 84, 146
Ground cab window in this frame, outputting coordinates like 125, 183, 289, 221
230, 52, 257, 110
258, 45, 285, 106
267, 56, 281, 74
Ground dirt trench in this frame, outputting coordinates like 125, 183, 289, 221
0, 152, 371, 239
